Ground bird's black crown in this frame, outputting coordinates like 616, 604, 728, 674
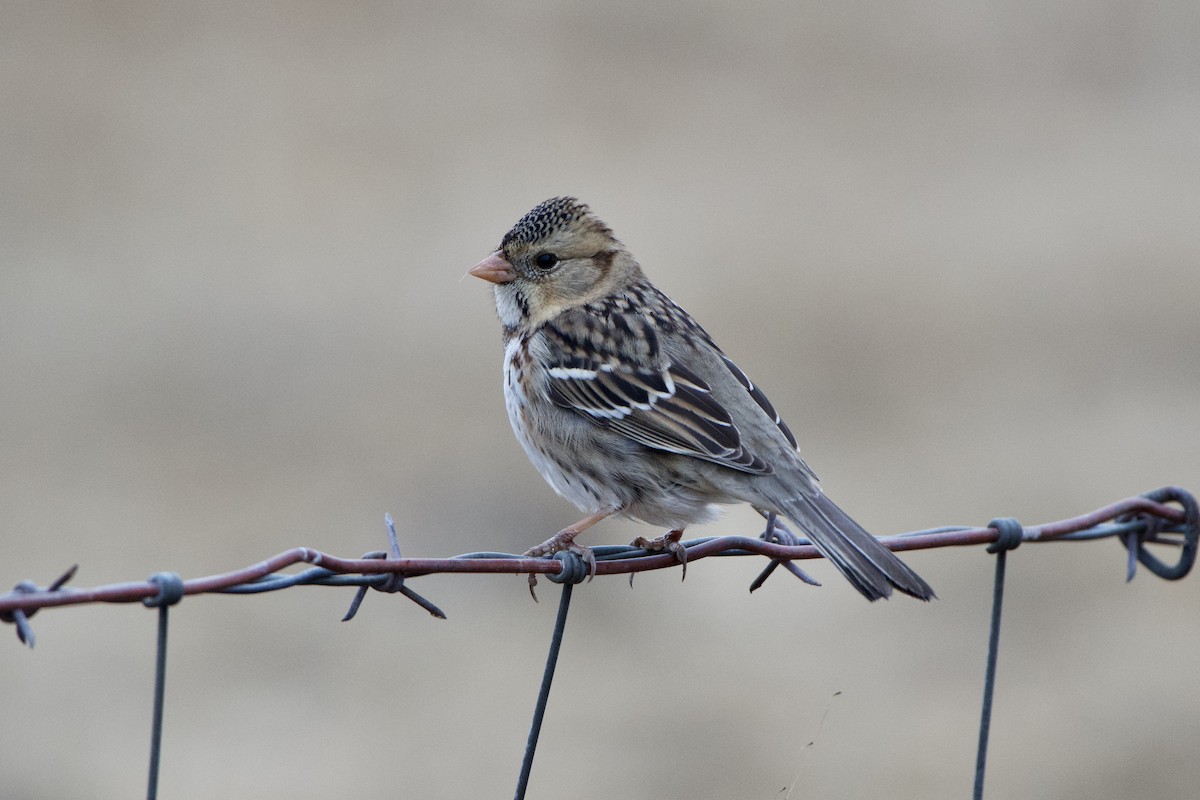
501, 196, 607, 248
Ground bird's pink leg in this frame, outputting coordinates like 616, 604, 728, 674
523, 508, 617, 597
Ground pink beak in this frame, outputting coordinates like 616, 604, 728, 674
468, 250, 516, 284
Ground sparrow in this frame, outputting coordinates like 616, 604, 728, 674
469, 197, 934, 601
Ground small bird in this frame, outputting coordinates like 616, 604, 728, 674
469, 197, 933, 601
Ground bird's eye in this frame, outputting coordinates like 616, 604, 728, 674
534, 252, 559, 271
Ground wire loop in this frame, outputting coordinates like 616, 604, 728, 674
1119, 486, 1198, 581
986, 518, 1024, 554
143, 572, 186, 608
547, 550, 590, 584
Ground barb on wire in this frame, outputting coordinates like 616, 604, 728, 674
339, 514, 447, 622
0, 564, 78, 648
0, 486, 1195, 645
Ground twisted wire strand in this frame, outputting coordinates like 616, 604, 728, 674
0, 487, 1194, 800
0, 487, 1194, 636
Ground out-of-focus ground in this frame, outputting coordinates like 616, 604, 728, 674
2, 3, 1198, 798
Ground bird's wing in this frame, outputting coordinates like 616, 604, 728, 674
713, 350, 820, 484
716, 353, 799, 450
541, 310, 772, 475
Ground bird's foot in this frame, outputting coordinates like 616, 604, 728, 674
750, 511, 821, 590
630, 528, 687, 581
757, 510, 797, 545
523, 527, 597, 600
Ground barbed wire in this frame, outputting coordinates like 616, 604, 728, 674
2, 485, 1195, 644
1, 485, 1195, 800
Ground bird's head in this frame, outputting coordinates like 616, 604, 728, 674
469, 197, 640, 328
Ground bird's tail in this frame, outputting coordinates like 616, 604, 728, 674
774, 490, 935, 601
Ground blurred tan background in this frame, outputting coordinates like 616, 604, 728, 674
2, 2, 1198, 798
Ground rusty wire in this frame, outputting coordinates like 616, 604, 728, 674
1, 485, 1195, 640
1, 485, 1196, 800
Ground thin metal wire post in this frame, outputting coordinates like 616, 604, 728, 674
147, 603, 170, 800
142, 572, 184, 800
514, 582, 574, 800
974, 518, 1022, 800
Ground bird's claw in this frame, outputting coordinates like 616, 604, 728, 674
630, 529, 687, 581
749, 511, 821, 590
523, 530, 597, 600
